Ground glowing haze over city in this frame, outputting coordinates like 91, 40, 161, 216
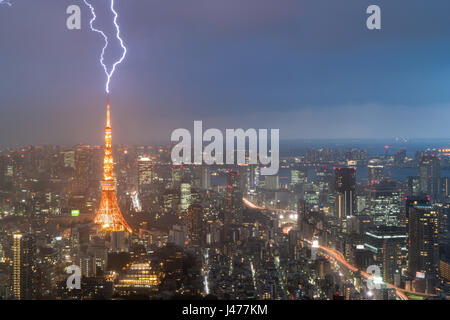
0, 0, 449, 306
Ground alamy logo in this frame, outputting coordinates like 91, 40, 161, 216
66, 5, 81, 30
171, 121, 279, 175
366, 265, 382, 289
66, 265, 81, 290
366, 5, 381, 30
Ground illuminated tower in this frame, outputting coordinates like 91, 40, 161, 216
94, 99, 132, 233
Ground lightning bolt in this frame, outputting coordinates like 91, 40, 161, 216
83, 0, 127, 94
0, 0, 12, 6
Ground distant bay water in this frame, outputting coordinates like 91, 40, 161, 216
211, 167, 450, 187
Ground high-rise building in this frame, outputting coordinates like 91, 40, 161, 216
171, 166, 183, 187
419, 154, 441, 201
63, 150, 75, 169
297, 199, 307, 232
138, 157, 152, 195
12, 233, 35, 300
224, 169, 243, 240
168, 225, 186, 247
264, 175, 279, 190
394, 149, 406, 167
288, 229, 303, 261
407, 176, 420, 197
238, 164, 249, 193
334, 168, 356, 219
186, 204, 204, 247
291, 168, 307, 186
442, 177, 450, 200
200, 165, 211, 190
367, 164, 383, 185
404, 196, 430, 229
366, 181, 400, 227
180, 182, 191, 212
73, 145, 90, 194
248, 164, 259, 189
364, 228, 407, 284
408, 204, 439, 280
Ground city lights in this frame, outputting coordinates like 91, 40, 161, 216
0, 0, 449, 309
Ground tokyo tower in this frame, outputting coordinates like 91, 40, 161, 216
94, 99, 132, 233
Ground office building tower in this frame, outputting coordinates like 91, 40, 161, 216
12, 233, 35, 300
138, 157, 152, 194
297, 199, 307, 231
408, 204, 439, 279
364, 227, 407, 284
419, 154, 441, 201
264, 175, 279, 190
224, 169, 243, 239
180, 182, 191, 212
367, 163, 383, 185
186, 204, 204, 247
291, 168, 307, 186
200, 165, 211, 190
442, 177, 450, 200
407, 176, 420, 197
248, 164, 259, 189
394, 150, 406, 167
334, 167, 356, 218
63, 150, 75, 169
403, 196, 429, 229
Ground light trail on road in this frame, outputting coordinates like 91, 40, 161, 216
302, 239, 408, 300
242, 197, 420, 301
242, 197, 441, 300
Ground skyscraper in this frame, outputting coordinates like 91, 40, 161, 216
408, 204, 439, 279
407, 176, 420, 197
334, 168, 356, 219
224, 169, 243, 241
238, 164, 248, 193
291, 168, 307, 186
367, 163, 383, 185
12, 233, 35, 300
180, 182, 191, 212
73, 145, 90, 194
364, 228, 407, 284
248, 164, 259, 189
186, 204, 204, 247
404, 196, 429, 229
200, 165, 211, 190
138, 157, 152, 195
297, 199, 307, 232
442, 177, 450, 200
419, 154, 441, 201
264, 175, 279, 190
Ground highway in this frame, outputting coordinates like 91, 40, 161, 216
302, 239, 409, 300
242, 197, 437, 301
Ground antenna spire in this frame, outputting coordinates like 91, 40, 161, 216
106, 97, 111, 128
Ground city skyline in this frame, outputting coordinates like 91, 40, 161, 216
1, 0, 450, 303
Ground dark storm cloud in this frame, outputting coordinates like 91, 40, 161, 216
1, 0, 450, 145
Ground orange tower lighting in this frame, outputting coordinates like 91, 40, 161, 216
94, 98, 132, 233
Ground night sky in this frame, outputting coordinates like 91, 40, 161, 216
1, 0, 450, 146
